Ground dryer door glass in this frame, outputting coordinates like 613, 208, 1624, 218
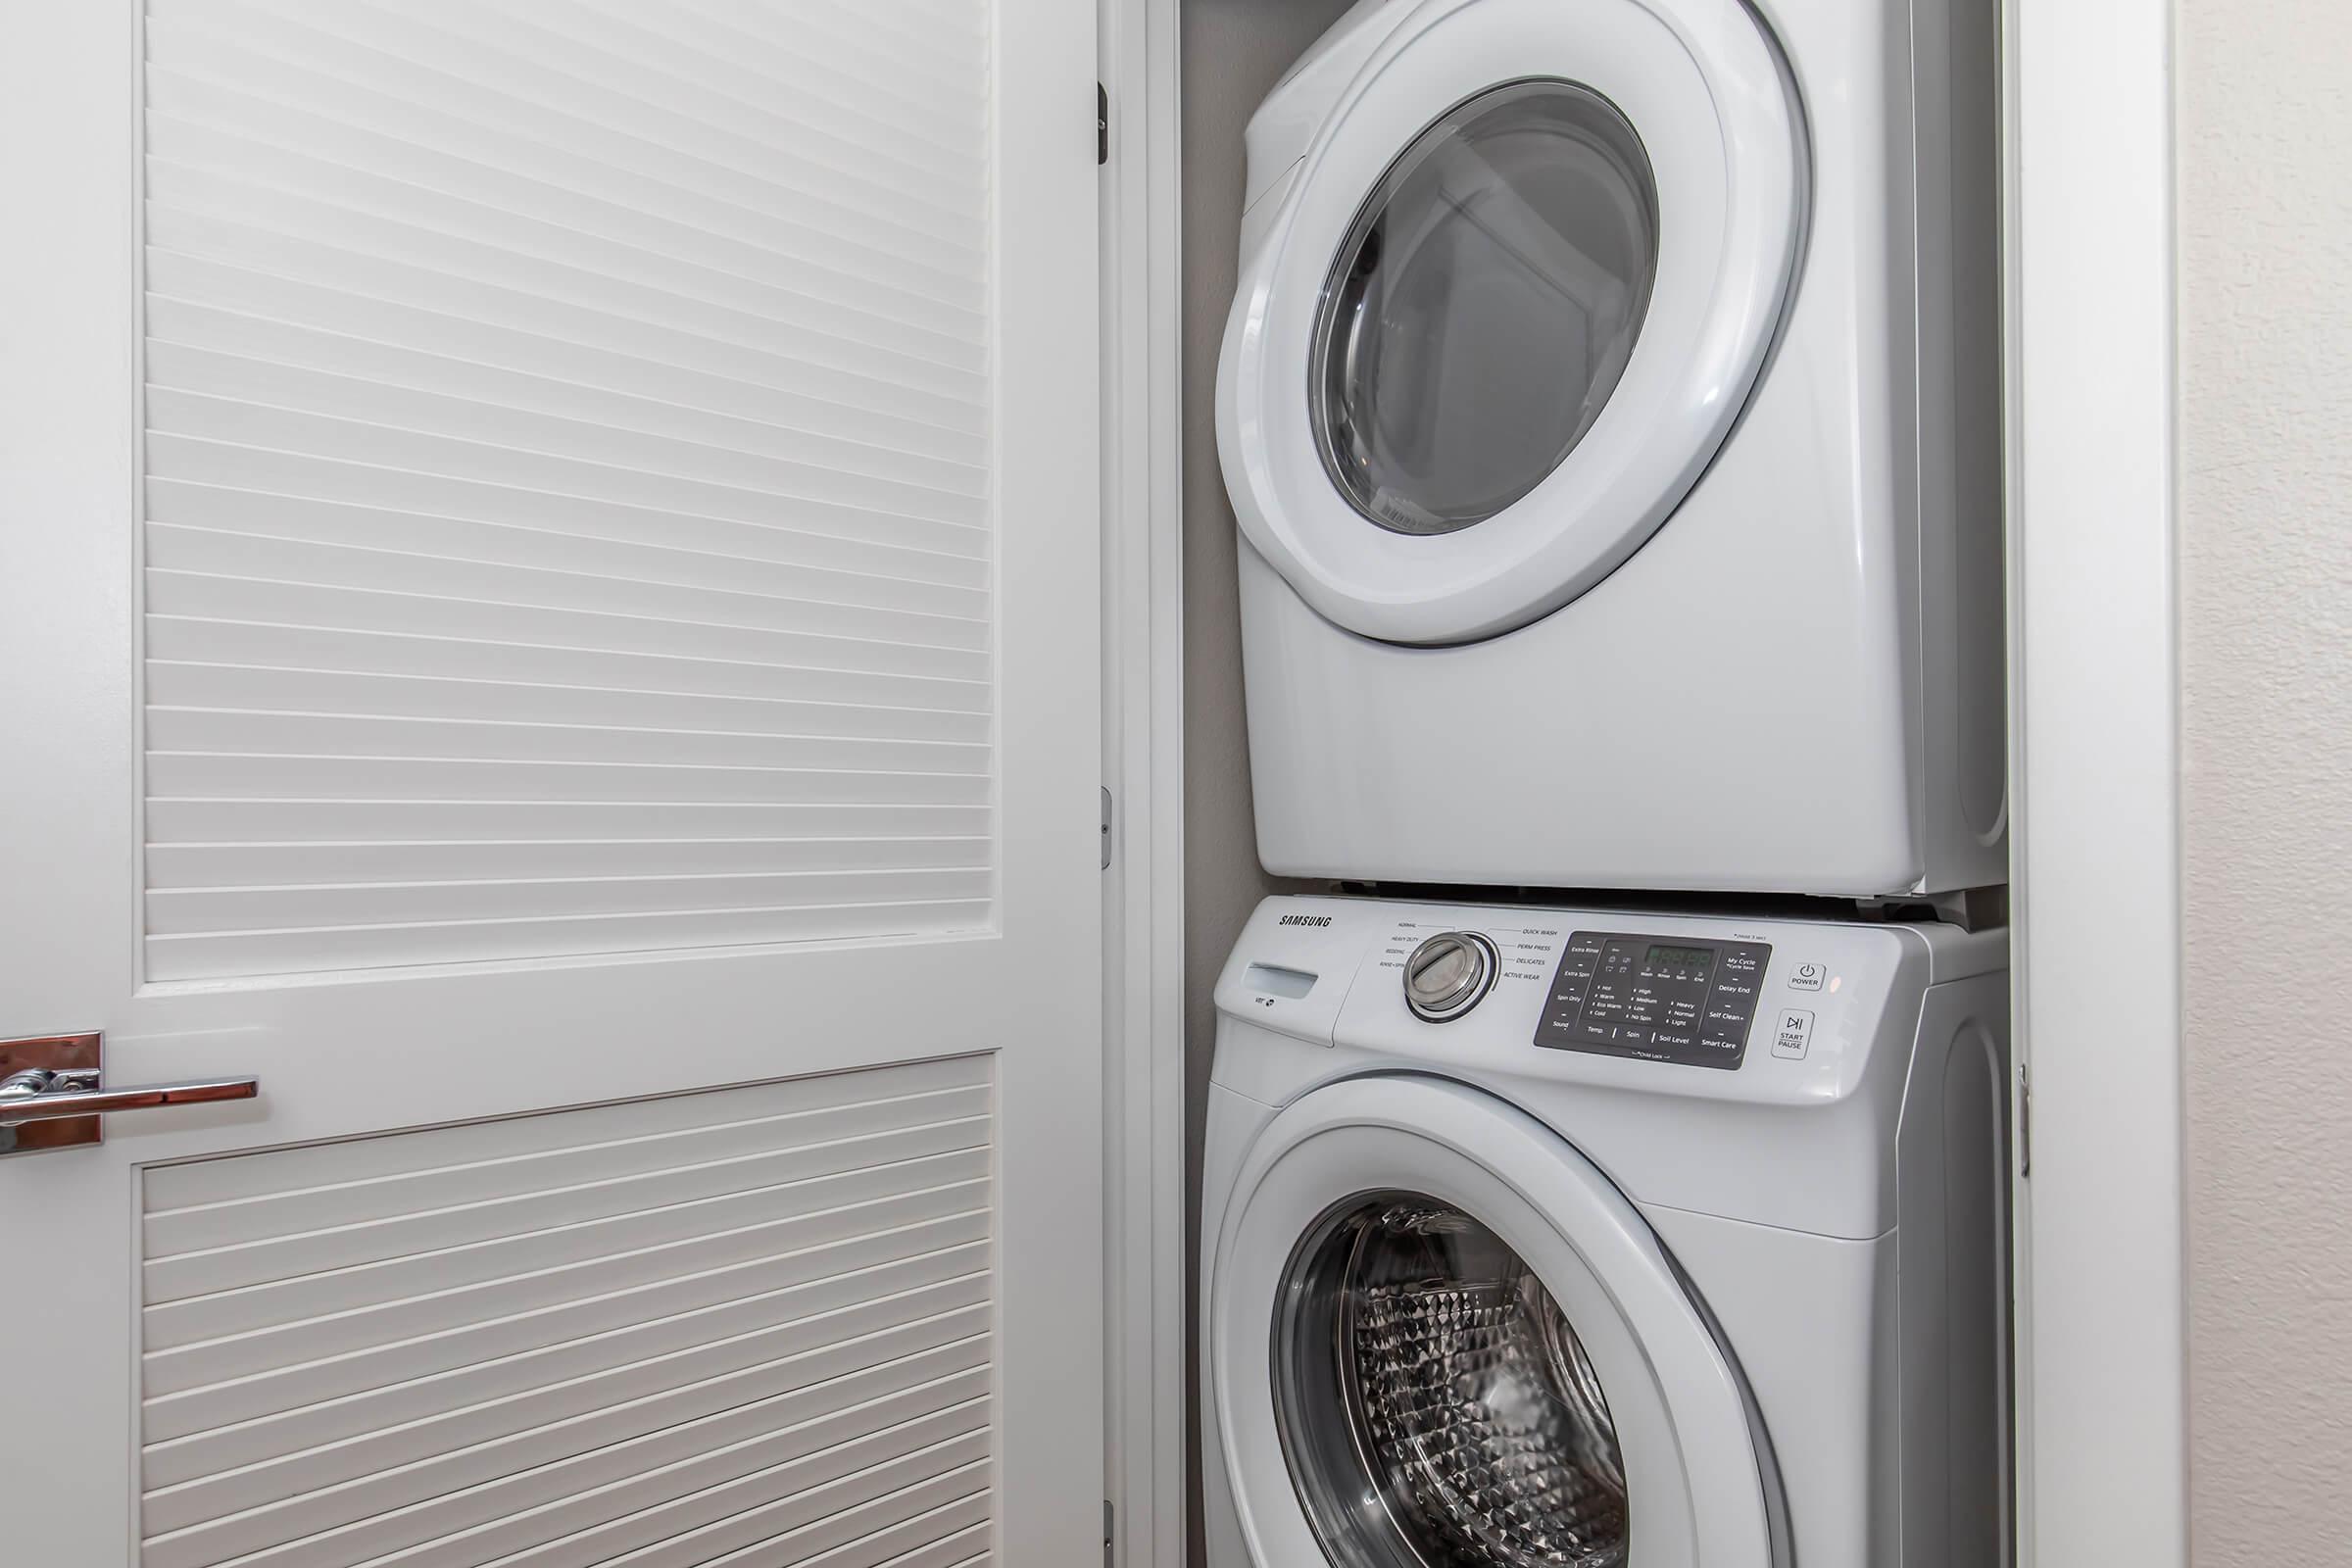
1311, 79, 1659, 537
1273, 1193, 1632, 1568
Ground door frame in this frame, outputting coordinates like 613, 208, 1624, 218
1100, 2, 1189, 1567
2003, 2, 2185, 1565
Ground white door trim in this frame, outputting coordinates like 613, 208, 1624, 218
1100, 1, 1188, 1565
2005, 2, 2185, 1564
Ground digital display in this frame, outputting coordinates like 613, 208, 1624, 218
1644, 944, 1715, 977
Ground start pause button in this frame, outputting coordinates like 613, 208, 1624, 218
1771, 1008, 1815, 1059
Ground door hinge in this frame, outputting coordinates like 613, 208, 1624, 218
1103, 1500, 1115, 1568
2017, 1066, 2032, 1179
1098, 82, 1109, 165
1101, 786, 1114, 869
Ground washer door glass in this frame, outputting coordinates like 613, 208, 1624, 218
1311, 79, 1660, 536
1274, 1192, 1632, 1568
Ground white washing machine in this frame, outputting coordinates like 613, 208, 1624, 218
1216, 0, 2004, 896
1200, 896, 2010, 1567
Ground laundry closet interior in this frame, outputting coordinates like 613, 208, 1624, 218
1161, 0, 2010, 1565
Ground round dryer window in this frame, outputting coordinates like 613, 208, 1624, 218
1274, 1192, 1631, 1568
1215, 0, 1803, 645
1311, 81, 1660, 537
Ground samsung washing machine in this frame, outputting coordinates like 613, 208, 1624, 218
1216, 0, 2004, 896
1200, 896, 2011, 1567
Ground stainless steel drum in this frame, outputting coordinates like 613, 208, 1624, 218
1273, 1195, 1632, 1568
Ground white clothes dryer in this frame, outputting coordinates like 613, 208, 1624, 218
1217, 0, 2005, 896
1200, 896, 2011, 1568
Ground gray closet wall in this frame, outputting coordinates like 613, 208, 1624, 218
1180, 0, 1355, 1558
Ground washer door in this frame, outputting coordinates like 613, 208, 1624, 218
1209, 1076, 1780, 1567
1217, 0, 1801, 646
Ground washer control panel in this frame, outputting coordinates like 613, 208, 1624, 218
1215, 897, 1977, 1102
1534, 930, 1773, 1070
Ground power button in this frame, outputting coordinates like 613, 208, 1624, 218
1788, 961, 1826, 992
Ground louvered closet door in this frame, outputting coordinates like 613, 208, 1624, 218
0, 4, 1102, 1566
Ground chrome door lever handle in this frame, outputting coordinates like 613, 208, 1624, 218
0, 1069, 258, 1124
0, 1034, 259, 1154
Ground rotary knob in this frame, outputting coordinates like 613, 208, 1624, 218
1402, 931, 1498, 1022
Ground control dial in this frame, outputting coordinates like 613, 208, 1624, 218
1403, 931, 1499, 1022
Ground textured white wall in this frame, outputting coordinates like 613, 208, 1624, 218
2177, 1, 2352, 1561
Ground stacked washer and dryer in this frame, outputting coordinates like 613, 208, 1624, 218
1198, 1, 2009, 1566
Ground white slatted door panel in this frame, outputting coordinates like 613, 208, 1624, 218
137, 1055, 996, 1568
138, 0, 1002, 981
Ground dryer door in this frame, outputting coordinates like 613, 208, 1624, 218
1208, 1076, 1783, 1567
1217, 0, 1801, 646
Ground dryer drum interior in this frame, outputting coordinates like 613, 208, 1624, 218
1273, 1192, 1633, 1568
